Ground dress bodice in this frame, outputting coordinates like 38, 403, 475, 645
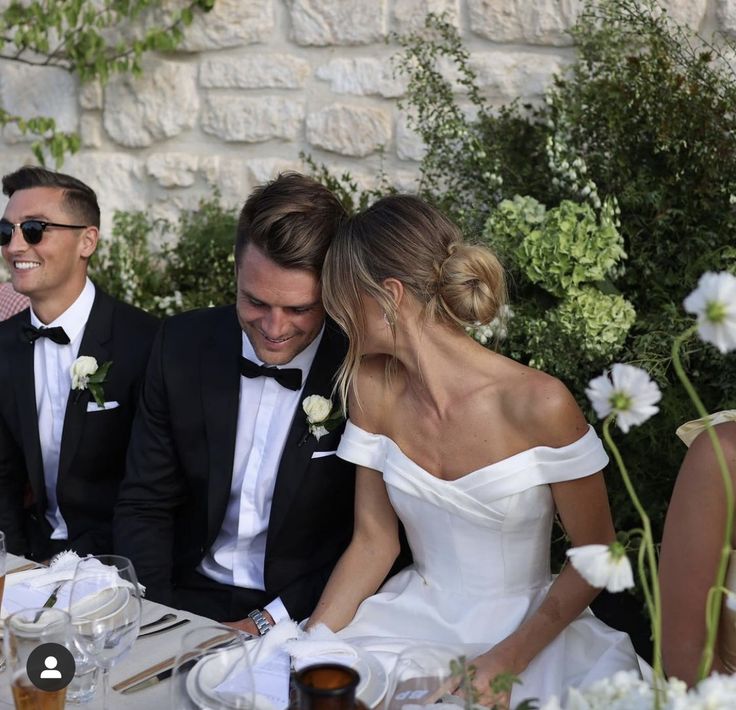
337, 422, 609, 596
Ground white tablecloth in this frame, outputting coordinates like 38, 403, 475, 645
1, 553, 223, 708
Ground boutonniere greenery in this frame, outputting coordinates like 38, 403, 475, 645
302, 395, 344, 441
70, 355, 113, 408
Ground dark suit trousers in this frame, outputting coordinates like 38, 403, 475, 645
173, 570, 270, 622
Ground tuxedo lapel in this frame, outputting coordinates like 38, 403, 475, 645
57, 290, 113, 483
267, 323, 346, 542
11, 312, 45, 504
202, 307, 242, 540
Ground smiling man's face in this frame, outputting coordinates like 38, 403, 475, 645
235, 243, 325, 366
1, 186, 95, 317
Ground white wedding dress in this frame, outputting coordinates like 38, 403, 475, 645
335, 421, 640, 706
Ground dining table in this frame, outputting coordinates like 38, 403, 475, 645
0, 552, 228, 709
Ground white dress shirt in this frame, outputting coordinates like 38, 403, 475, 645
198, 326, 324, 622
32, 278, 96, 539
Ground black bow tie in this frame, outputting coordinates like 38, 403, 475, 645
22, 324, 70, 345
240, 357, 302, 391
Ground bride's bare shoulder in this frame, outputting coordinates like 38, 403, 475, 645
498, 359, 590, 447
349, 355, 403, 433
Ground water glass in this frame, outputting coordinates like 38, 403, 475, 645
170, 626, 253, 709
68, 555, 142, 709
3, 607, 71, 710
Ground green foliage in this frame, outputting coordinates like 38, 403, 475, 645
480, 195, 634, 389
90, 196, 237, 317
0, 0, 214, 165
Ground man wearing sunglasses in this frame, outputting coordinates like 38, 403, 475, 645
0, 166, 158, 561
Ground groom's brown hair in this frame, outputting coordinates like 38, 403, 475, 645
234, 172, 346, 275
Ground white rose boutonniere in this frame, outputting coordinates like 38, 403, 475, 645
302, 395, 344, 442
71, 356, 113, 408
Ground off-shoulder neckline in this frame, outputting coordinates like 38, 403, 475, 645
344, 421, 598, 484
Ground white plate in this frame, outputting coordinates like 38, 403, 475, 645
354, 650, 389, 709
185, 647, 388, 709
186, 650, 251, 709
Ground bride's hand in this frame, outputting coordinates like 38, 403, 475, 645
451, 647, 517, 709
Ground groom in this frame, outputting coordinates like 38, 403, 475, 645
114, 173, 356, 634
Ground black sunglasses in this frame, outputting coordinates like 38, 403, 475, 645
0, 219, 88, 246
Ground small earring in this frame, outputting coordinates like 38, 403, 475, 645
383, 312, 391, 325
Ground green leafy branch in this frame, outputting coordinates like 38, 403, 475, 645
0, 0, 214, 166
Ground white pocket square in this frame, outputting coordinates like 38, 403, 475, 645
311, 450, 337, 459
86, 400, 119, 412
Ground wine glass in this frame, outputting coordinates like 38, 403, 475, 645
384, 645, 464, 710
68, 555, 142, 709
4, 607, 72, 710
170, 625, 254, 709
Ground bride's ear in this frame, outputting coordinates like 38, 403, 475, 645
382, 278, 404, 309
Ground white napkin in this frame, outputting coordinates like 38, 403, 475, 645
1, 551, 83, 619
284, 622, 360, 671
213, 621, 301, 710
1, 552, 145, 620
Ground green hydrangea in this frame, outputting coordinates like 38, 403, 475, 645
551, 286, 636, 360
517, 198, 625, 297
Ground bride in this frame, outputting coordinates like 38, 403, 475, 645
306, 194, 639, 707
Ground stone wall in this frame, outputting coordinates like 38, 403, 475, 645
0, 0, 725, 237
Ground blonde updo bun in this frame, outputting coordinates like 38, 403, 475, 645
436, 244, 506, 326
322, 193, 509, 410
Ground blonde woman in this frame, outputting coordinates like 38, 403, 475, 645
307, 195, 639, 707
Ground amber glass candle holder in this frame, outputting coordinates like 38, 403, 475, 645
293, 663, 362, 710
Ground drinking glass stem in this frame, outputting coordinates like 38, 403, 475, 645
101, 667, 111, 709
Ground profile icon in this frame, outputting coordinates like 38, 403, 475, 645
27, 643, 75, 691
40, 655, 62, 679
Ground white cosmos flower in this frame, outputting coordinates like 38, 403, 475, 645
585, 363, 661, 433
683, 271, 736, 353
566, 542, 634, 592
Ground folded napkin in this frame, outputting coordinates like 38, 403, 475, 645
284, 622, 360, 671
2, 551, 83, 619
2, 552, 144, 620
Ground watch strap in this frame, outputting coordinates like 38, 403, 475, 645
248, 608, 272, 636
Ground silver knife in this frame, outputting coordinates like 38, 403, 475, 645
137, 618, 191, 638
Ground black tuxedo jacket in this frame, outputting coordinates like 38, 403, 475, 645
113, 306, 356, 621
0, 286, 158, 560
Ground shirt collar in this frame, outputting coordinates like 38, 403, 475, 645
30, 277, 95, 343
242, 322, 325, 381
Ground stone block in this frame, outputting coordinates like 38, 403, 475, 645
103, 61, 198, 148
306, 103, 392, 157
178, 0, 274, 50
468, 0, 581, 46
0, 64, 78, 143
662, 0, 706, 30
316, 58, 406, 97
471, 51, 565, 99
63, 153, 145, 238
396, 113, 425, 162
202, 96, 305, 142
146, 153, 199, 188
200, 54, 310, 89
79, 81, 103, 110
392, 0, 459, 33
287, 0, 387, 45
80, 115, 103, 149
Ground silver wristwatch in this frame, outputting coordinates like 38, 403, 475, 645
247, 609, 272, 636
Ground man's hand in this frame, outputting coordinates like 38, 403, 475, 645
223, 609, 275, 637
